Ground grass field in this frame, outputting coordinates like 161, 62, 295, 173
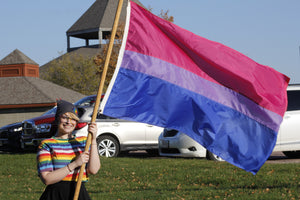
0, 152, 299, 200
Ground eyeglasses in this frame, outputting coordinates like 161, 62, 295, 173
60, 115, 78, 122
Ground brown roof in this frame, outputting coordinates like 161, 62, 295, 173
0, 49, 38, 65
0, 76, 85, 108
67, 0, 144, 39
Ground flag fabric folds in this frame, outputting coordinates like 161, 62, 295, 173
100, 1, 290, 174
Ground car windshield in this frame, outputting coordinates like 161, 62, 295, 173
42, 95, 98, 116
42, 107, 57, 116
74, 95, 96, 107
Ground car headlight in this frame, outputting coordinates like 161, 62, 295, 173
13, 127, 22, 132
8, 127, 23, 133
35, 124, 51, 134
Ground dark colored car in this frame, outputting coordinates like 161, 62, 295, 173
0, 122, 23, 150
21, 95, 98, 149
21, 114, 56, 148
0, 95, 98, 151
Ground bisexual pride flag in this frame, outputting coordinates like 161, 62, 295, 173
100, 1, 290, 174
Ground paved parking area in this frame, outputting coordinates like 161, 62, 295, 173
267, 151, 300, 164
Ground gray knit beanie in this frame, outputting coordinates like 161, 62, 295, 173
55, 100, 78, 123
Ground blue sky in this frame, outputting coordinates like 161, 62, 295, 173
1, 0, 300, 83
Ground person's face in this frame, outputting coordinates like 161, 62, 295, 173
58, 113, 77, 134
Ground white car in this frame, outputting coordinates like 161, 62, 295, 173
159, 84, 300, 160
273, 84, 300, 158
74, 107, 163, 157
158, 129, 224, 161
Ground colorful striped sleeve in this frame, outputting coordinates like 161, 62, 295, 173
37, 140, 54, 174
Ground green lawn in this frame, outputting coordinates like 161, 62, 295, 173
0, 153, 299, 199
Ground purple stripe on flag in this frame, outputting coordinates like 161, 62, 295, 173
121, 50, 282, 131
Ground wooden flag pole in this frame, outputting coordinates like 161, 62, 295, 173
73, 0, 124, 199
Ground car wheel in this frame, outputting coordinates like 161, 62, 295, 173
206, 151, 224, 162
146, 149, 159, 156
283, 151, 300, 158
96, 135, 120, 157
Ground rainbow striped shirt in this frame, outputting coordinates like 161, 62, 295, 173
37, 136, 88, 182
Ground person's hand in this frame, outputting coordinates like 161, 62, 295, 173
74, 151, 90, 167
88, 122, 98, 139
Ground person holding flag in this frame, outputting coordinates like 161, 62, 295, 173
37, 100, 100, 200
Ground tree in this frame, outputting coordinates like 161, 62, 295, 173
40, 53, 101, 95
